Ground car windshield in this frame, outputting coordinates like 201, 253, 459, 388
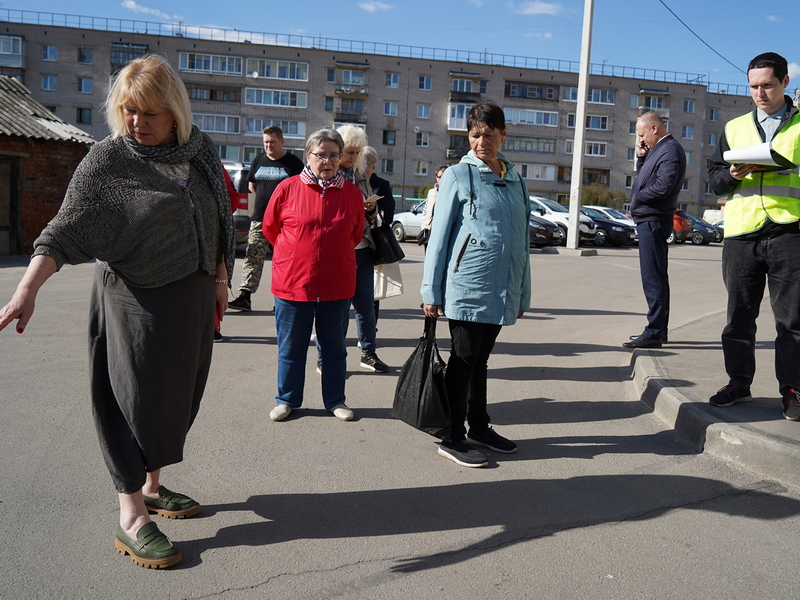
581, 207, 604, 219
535, 197, 569, 213
606, 209, 628, 219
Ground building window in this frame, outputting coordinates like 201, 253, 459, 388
325, 97, 334, 111
448, 103, 472, 130
685, 151, 692, 166
480, 80, 487, 95
629, 121, 637, 135
519, 164, 555, 181
0, 35, 22, 55
452, 78, 473, 92
415, 160, 429, 176
681, 178, 690, 191
78, 78, 93, 94
76, 108, 92, 124
77, 47, 93, 64
186, 84, 241, 103
341, 70, 365, 85
568, 114, 608, 130
625, 175, 633, 188
644, 95, 663, 109
110, 42, 148, 68
340, 98, 364, 115
216, 145, 240, 161
708, 132, 718, 146
245, 88, 307, 108
627, 148, 636, 161
383, 130, 396, 145
384, 101, 398, 116
385, 72, 399, 88
506, 83, 559, 100
192, 113, 240, 134
419, 76, 432, 90
416, 132, 429, 147
709, 108, 719, 122
179, 52, 242, 75
42, 45, 57, 61
382, 159, 395, 174
563, 87, 578, 101
681, 125, 693, 139
566, 140, 607, 156
326, 69, 335, 83
505, 109, 558, 127
244, 119, 305, 138
630, 94, 638, 108
704, 181, 713, 194
41, 76, 57, 91
504, 136, 556, 154
589, 89, 615, 104
417, 104, 431, 119
683, 99, 695, 113
246, 58, 308, 81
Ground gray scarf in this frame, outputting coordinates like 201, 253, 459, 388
122, 125, 234, 284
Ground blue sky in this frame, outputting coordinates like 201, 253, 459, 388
5, 0, 799, 90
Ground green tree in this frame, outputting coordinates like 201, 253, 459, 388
581, 182, 628, 208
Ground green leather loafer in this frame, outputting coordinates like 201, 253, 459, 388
143, 485, 201, 519
114, 522, 181, 569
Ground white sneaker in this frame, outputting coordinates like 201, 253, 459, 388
331, 404, 354, 421
269, 404, 293, 421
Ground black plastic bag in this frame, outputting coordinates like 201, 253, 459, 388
370, 223, 406, 265
392, 317, 451, 439
416, 228, 430, 246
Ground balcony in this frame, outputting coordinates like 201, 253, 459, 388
449, 90, 480, 103
446, 148, 467, 159
334, 111, 367, 124
335, 84, 368, 97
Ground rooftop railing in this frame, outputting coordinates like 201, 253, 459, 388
1, 8, 748, 94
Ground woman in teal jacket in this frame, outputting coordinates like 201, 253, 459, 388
422, 101, 531, 468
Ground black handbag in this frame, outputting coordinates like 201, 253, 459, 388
392, 317, 452, 439
370, 223, 406, 265
416, 228, 430, 246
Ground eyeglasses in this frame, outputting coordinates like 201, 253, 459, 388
308, 152, 341, 162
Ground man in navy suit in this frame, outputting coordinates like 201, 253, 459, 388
624, 111, 686, 349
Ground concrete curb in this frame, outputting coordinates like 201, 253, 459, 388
630, 350, 800, 489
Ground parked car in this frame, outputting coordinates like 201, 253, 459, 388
529, 196, 595, 244
580, 207, 635, 246
391, 201, 426, 242
582, 205, 637, 243
687, 213, 724, 244
530, 214, 563, 248
668, 209, 693, 244
222, 161, 252, 246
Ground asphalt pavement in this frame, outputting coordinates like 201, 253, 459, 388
2, 243, 800, 599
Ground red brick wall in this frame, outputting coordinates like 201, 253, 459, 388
1, 136, 90, 254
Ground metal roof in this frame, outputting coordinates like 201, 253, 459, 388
0, 75, 95, 144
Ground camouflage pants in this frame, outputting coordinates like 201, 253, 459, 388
238, 220, 271, 294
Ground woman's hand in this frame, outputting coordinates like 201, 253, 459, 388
0, 255, 57, 334
423, 303, 444, 319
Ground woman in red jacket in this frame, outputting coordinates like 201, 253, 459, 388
263, 129, 364, 422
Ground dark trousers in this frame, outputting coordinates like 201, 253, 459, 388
636, 221, 672, 340
722, 233, 800, 393
444, 320, 502, 444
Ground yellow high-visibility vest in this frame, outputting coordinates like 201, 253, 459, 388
723, 110, 800, 237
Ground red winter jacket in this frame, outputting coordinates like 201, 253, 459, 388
263, 171, 364, 302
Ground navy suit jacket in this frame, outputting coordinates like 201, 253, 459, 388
630, 134, 686, 224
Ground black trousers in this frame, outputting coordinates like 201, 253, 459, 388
444, 319, 502, 444
636, 221, 672, 340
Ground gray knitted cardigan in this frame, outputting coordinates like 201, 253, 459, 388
33, 134, 234, 288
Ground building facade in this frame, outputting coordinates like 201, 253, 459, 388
1, 10, 755, 215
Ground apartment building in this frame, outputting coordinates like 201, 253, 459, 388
0, 9, 754, 214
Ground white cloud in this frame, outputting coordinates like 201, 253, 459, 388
510, 1, 564, 15
469, 0, 484, 6
120, 1, 179, 20
788, 62, 800, 81
766, 15, 779, 22
523, 31, 553, 40
358, 1, 392, 11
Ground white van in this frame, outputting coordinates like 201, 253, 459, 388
529, 196, 595, 244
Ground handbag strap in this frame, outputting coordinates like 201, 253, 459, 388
423, 316, 438, 341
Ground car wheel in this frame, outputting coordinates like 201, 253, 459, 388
666, 230, 676, 244
691, 232, 704, 245
557, 224, 568, 245
392, 222, 405, 242
594, 229, 607, 246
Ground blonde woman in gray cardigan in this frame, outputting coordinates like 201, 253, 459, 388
0, 55, 234, 569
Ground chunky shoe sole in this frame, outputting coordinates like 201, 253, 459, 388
145, 503, 201, 519
114, 536, 182, 568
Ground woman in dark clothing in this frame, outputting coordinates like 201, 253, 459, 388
0, 54, 233, 568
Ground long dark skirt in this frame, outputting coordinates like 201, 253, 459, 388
88, 265, 215, 494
